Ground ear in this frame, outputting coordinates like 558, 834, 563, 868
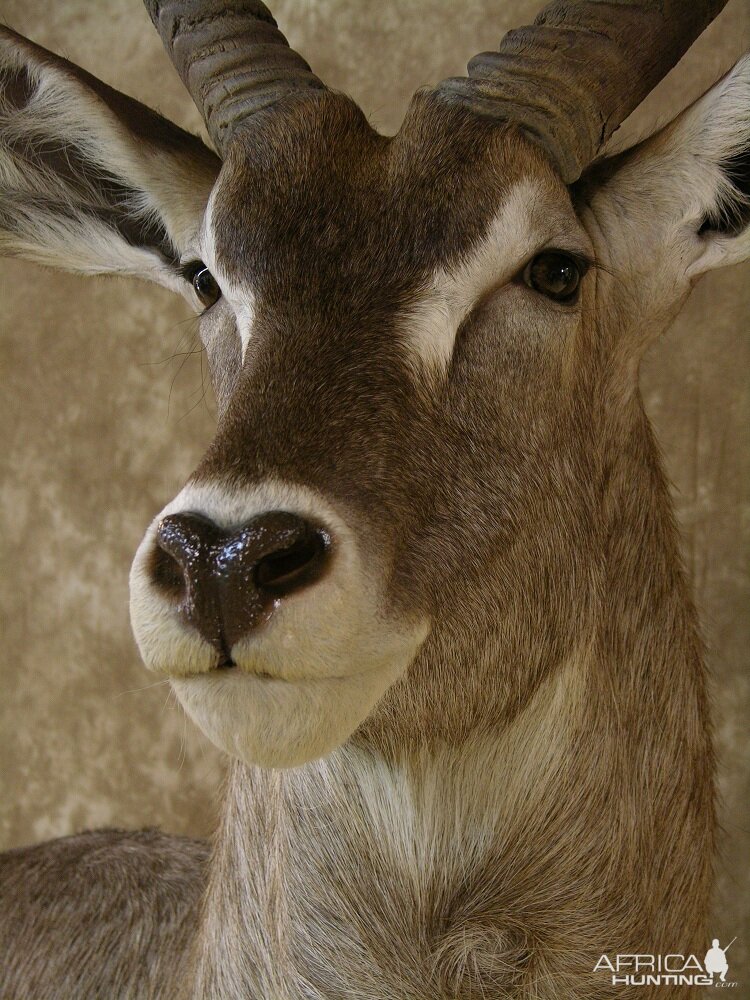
0, 27, 220, 295
577, 53, 750, 334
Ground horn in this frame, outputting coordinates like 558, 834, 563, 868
433, 0, 730, 183
144, 1, 325, 153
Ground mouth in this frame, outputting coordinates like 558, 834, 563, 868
206, 652, 329, 683
214, 649, 288, 681
215, 660, 278, 681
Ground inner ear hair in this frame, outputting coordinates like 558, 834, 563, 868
0, 26, 219, 282
698, 145, 750, 236
0, 123, 180, 267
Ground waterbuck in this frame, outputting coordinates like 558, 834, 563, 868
0, 0, 748, 997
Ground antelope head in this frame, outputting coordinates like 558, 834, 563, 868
1, 2, 748, 767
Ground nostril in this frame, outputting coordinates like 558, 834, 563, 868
149, 543, 186, 598
254, 528, 329, 597
150, 512, 222, 599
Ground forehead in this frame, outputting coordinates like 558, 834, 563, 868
209, 93, 567, 306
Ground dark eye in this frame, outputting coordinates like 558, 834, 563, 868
183, 261, 221, 309
523, 251, 586, 303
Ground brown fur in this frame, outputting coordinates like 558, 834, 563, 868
0, 829, 208, 999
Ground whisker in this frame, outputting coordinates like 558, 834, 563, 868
167, 335, 200, 418
138, 347, 204, 368
162, 684, 177, 713
112, 678, 171, 700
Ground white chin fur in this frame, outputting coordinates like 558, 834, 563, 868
129, 478, 428, 767
172, 653, 409, 769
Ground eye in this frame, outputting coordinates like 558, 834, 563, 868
523, 251, 586, 303
183, 261, 221, 309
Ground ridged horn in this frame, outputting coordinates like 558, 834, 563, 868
144, 1, 326, 153
433, 0, 730, 183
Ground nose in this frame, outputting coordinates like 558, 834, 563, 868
150, 510, 329, 661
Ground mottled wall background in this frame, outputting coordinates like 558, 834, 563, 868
0, 0, 748, 982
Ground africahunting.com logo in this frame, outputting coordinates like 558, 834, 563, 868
593, 937, 738, 988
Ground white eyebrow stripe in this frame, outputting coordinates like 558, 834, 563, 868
201, 187, 255, 361
232, 298, 255, 360
400, 177, 571, 373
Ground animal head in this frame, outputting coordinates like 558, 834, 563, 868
1, 2, 748, 767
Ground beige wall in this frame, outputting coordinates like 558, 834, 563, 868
1, 0, 748, 981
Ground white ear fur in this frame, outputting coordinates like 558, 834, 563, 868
587, 54, 750, 283
683, 53, 750, 276
0, 27, 220, 290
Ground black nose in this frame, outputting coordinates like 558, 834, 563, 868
150, 510, 329, 661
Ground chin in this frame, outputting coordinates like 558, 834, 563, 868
171, 659, 409, 768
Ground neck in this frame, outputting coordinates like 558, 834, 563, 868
190, 653, 582, 999
191, 668, 711, 997
189, 407, 713, 1000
